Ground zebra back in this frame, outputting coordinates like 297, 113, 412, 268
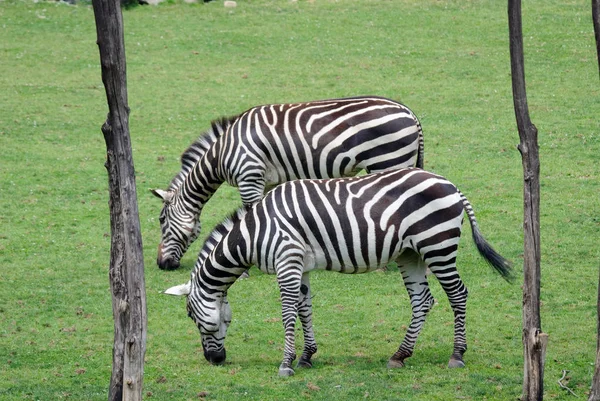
221, 96, 423, 181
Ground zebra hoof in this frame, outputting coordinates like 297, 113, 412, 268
278, 365, 295, 377
239, 270, 250, 279
448, 358, 465, 368
387, 359, 405, 369
296, 358, 313, 369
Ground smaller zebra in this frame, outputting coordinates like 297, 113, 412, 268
165, 168, 513, 377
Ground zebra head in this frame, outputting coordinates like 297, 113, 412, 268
151, 188, 201, 270
194, 294, 232, 365
164, 282, 232, 365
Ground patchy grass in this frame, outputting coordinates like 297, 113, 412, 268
0, 0, 598, 400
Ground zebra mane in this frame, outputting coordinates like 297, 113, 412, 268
167, 115, 238, 191
209, 205, 252, 244
191, 205, 251, 283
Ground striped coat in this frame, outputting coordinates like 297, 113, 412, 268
153, 96, 424, 270
165, 168, 513, 376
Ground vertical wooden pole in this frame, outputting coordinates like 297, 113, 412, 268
507, 1, 548, 400
588, 4, 600, 399
91, 0, 147, 400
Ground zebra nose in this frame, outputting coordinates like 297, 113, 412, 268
157, 243, 180, 270
157, 256, 180, 270
204, 348, 226, 365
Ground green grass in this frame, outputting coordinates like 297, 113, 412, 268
0, 0, 598, 399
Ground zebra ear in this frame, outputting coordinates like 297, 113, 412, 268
151, 189, 172, 203
163, 282, 191, 296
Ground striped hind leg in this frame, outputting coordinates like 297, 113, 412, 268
426, 249, 469, 368
296, 273, 318, 368
275, 250, 307, 377
388, 250, 434, 368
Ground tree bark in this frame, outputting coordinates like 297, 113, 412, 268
507, 1, 548, 400
91, 0, 147, 400
588, 5, 600, 400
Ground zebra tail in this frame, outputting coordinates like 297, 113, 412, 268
459, 191, 515, 283
416, 121, 424, 169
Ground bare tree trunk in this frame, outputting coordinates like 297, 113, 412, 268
91, 0, 147, 400
586, 3, 600, 400
507, 1, 548, 400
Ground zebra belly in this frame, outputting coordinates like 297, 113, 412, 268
302, 246, 398, 274
263, 160, 362, 186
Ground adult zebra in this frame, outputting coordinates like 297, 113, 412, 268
152, 96, 424, 270
164, 168, 514, 376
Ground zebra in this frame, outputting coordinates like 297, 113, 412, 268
164, 168, 514, 377
152, 96, 424, 270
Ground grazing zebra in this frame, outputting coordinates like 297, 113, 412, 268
164, 168, 514, 377
152, 96, 424, 270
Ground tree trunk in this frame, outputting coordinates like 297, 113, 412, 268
588, 4, 600, 399
91, 0, 147, 400
589, 8, 600, 392
507, 1, 548, 400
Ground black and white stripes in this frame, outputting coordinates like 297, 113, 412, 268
165, 168, 513, 376
167, 116, 236, 191
153, 96, 424, 270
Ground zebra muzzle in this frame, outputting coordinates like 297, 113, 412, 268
157, 257, 180, 270
204, 348, 226, 365
157, 243, 181, 270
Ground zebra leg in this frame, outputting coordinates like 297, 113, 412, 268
428, 262, 469, 368
275, 261, 304, 377
237, 175, 267, 279
297, 274, 317, 369
238, 174, 267, 206
388, 251, 434, 369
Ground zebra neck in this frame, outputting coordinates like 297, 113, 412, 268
178, 148, 225, 212
193, 241, 251, 294
190, 207, 253, 290
168, 117, 232, 191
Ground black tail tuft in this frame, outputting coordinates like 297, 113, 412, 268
472, 226, 515, 283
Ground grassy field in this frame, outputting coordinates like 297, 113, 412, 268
1, 0, 598, 399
